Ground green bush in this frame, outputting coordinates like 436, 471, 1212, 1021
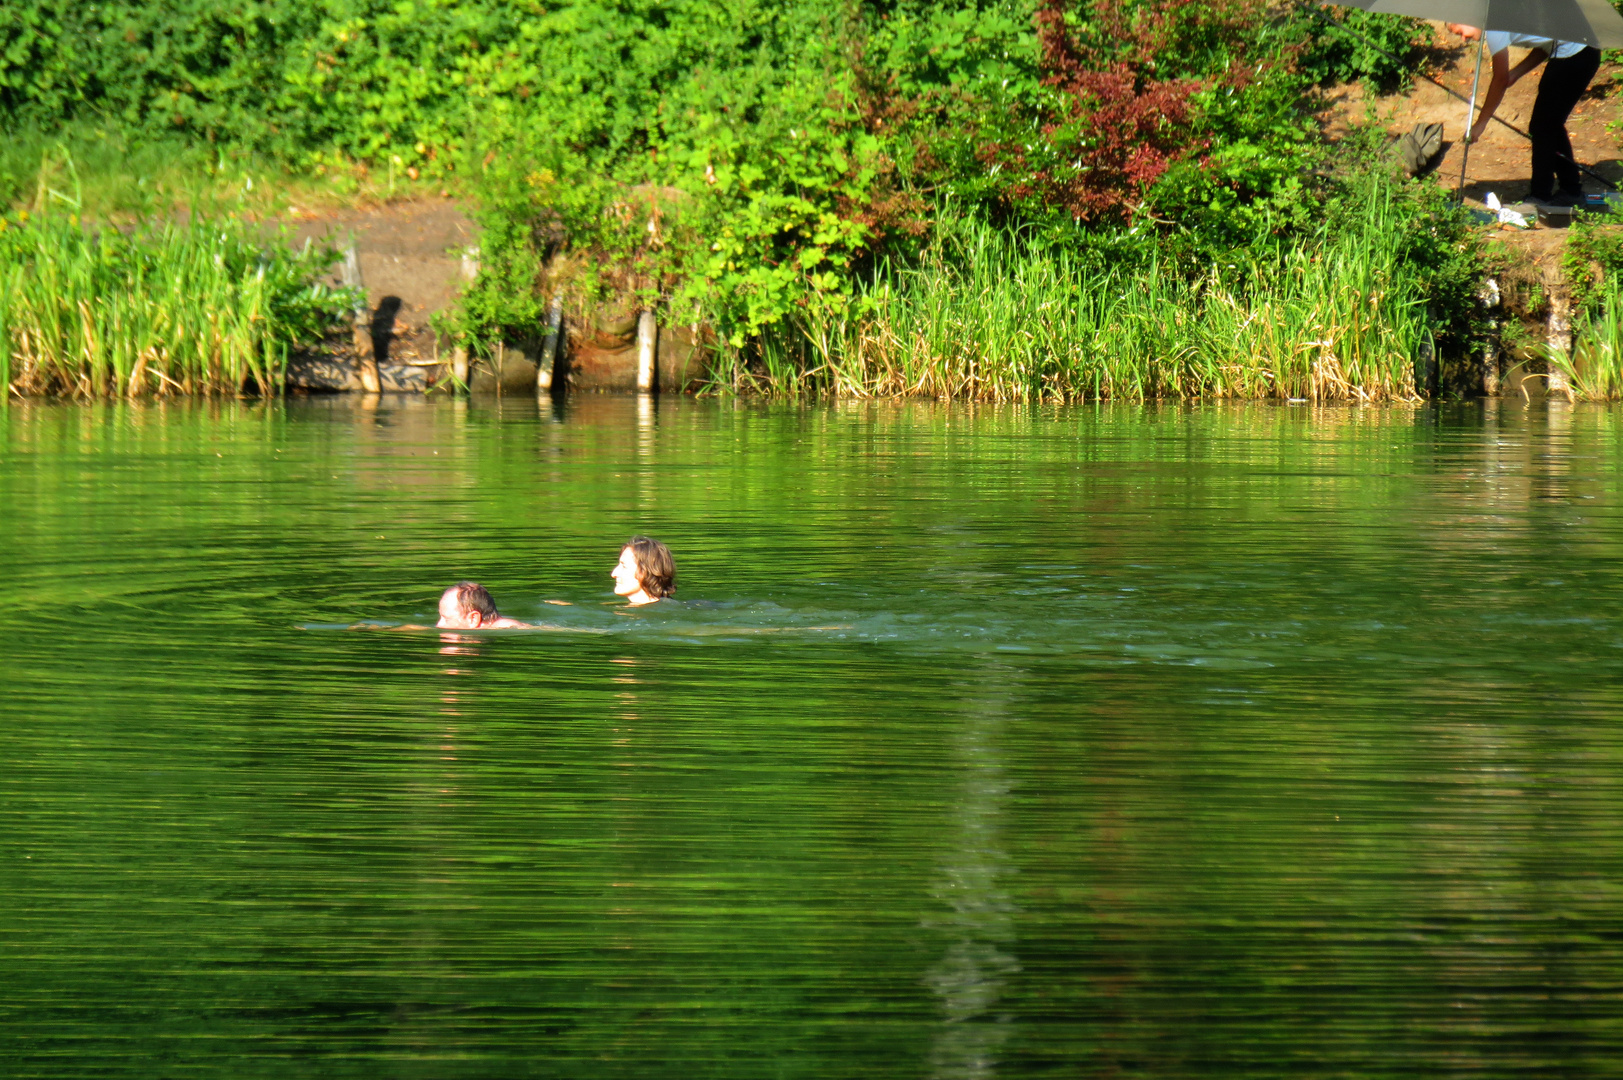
1561, 209, 1623, 319
441, 0, 1356, 352
0, 0, 1487, 396
1295, 8, 1432, 91
721, 165, 1487, 401
0, 206, 354, 396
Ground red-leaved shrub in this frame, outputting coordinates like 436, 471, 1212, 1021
977, 0, 1256, 223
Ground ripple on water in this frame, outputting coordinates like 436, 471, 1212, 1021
3, 396, 1623, 1076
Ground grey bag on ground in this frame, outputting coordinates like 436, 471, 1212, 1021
1398, 122, 1445, 176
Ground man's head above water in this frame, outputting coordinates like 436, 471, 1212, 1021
438, 582, 504, 629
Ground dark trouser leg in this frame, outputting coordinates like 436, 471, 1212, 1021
1529, 47, 1600, 198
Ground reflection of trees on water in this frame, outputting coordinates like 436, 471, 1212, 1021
924, 664, 1021, 1080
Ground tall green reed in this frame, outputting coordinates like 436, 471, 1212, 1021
734, 178, 1433, 402
0, 209, 354, 399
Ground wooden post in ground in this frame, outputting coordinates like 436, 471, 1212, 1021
1547, 295, 1574, 399
1481, 331, 1499, 397
450, 247, 479, 391
636, 310, 657, 394
1479, 279, 1501, 397
341, 241, 381, 393
537, 294, 564, 393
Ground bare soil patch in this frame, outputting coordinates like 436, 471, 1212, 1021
280, 196, 478, 369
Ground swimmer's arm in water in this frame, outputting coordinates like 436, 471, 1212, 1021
518, 621, 612, 633
344, 620, 603, 633
346, 621, 439, 630
661, 624, 854, 636
485, 617, 614, 632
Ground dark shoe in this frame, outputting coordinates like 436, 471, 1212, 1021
1539, 191, 1582, 209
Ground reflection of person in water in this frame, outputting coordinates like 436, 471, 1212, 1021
436, 582, 534, 628
611, 535, 676, 606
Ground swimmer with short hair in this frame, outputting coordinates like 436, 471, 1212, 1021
437, 581, 533, 629
611, 535, 676, 606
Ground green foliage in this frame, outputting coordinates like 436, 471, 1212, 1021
1561, 212, 1623, 319
1372, 166, 1490, 369
1146, 65, 1324, 258
0, 124, 299, 223
721, 169, 1454, 401
692, 125, 893, 345
0, 206, 354, 397
436, 0, 1363, 353
0, 0, 870, 175
1294, 8, 1432, 91
0, 3, 295, 143
0, 0, 1488, 398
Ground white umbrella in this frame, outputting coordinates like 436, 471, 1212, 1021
1325, 0, 1623, 197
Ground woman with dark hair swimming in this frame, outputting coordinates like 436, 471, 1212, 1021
610, 535, 676, 606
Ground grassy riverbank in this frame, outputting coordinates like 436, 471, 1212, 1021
0, 125, 453, 224
425, 0, 1486, 399
0, 210, 353, 397
724, 173, 1469, 402
0, 1, 1542, 402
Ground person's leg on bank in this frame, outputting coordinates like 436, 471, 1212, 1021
1529, 47, 1600, 202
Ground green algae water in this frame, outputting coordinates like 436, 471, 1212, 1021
3, 395, 1623, 1078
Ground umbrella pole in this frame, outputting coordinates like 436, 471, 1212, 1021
1457, 36, 1486, 203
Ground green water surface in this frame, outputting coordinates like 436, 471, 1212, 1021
2, 395, 1621, 1078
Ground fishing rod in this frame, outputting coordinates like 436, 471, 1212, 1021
1302, 3, 1620, 193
